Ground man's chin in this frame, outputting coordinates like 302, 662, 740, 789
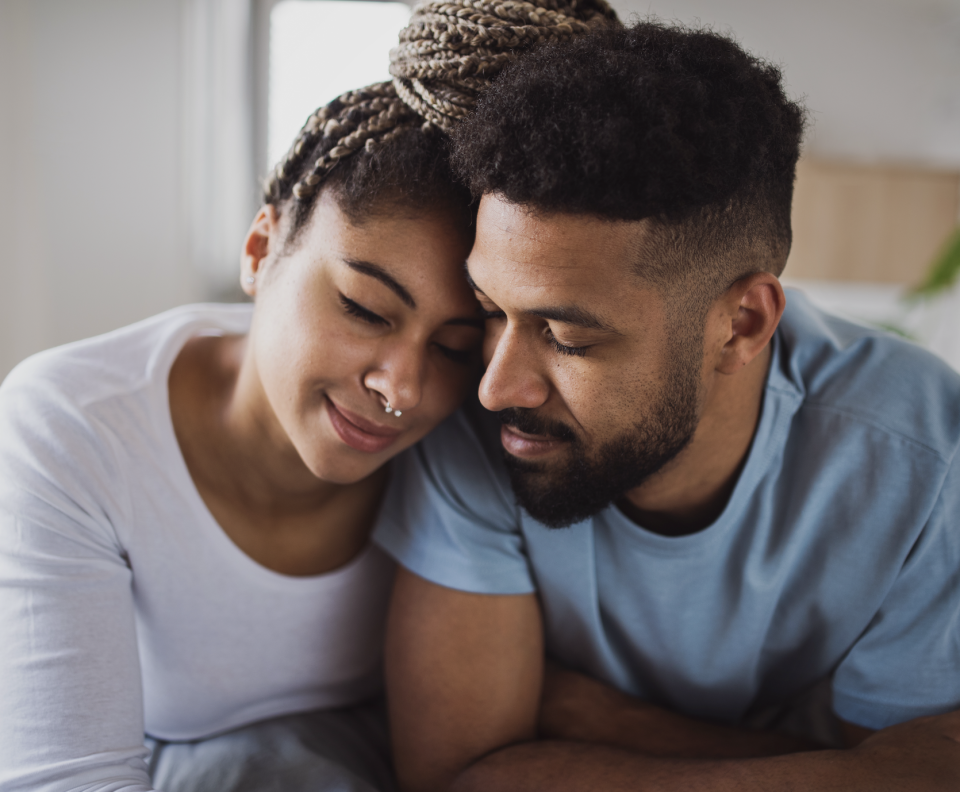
502, 451, 612, 529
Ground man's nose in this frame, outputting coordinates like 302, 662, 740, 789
479, 324, 550, 412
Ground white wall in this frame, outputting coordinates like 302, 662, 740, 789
0, 0, 202, 380
612, 0, 960, 168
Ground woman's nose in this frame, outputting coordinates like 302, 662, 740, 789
364, 339, 426, 414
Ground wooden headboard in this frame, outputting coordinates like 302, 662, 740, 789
784, 159, 960, 286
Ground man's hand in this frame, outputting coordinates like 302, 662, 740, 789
540, 662, 822, 759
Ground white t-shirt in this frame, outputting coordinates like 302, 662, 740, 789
0, 304, 395, 791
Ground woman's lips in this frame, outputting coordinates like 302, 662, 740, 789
326, 397, 402, 454
500, 423, 566, 459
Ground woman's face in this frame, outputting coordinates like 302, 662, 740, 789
244, 190, 481, 485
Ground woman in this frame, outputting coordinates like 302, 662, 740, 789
0, 2, 617, 791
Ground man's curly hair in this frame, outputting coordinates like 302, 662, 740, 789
452, 20, 806, 312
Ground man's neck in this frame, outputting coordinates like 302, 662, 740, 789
618, 343, 772, 537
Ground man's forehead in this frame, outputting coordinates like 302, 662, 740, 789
468, 197, 666, 335
475, 194, 649, 265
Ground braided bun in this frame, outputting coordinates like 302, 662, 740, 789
391, 0, 619, 131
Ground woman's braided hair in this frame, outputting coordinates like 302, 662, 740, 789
262, 0, 619, 242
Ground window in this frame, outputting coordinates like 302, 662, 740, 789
268, 0, 412, 168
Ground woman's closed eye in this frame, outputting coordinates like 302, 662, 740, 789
340, 293, 388, 326
342, 291, 479, 365
435, 344, 477, 365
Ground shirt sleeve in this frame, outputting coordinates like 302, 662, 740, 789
373, 405, 536, 595
0, 364, 154, 791
832, 445, 960, 730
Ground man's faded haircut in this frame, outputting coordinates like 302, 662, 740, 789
451, 20, 806, 316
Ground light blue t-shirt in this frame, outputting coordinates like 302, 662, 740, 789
374, 292, 960, 731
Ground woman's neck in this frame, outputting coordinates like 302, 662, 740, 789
169, 332, 387, 576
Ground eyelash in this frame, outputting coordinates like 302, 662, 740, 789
548, 332, 588, 358
340, 293, 388, 326
342, 293, 474, 365
437, 346, 475, 365
480, 307, 587, 358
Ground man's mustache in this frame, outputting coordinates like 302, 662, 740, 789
498, 408, 577, 443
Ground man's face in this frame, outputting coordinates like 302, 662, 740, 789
468, 195, 705, 527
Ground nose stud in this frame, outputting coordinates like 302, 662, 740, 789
384, 401, 402, 418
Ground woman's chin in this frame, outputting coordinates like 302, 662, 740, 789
303, 447, 386, 485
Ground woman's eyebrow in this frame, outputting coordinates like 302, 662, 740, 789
345, 258, 482, 328
343, 259, 416, 309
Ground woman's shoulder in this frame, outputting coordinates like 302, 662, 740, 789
2, 303, 253, 410
0, 304, 253, 513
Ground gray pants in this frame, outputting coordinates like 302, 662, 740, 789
146, 700, 396, 792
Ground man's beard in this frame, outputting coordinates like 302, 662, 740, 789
500, 339, 702, 529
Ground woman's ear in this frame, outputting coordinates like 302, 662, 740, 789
713, 272, 786, 376
240, 205, 281, 297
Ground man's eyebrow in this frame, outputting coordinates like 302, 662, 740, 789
343, 259, 415, 309
528, 305, 620, 334
465, 266, 617, 334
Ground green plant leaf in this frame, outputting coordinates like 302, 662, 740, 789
871, 321, 916, 341
911, 225, 960, 299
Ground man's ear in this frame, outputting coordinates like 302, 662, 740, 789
713, 272, 785, 375
240, 205, 281, 297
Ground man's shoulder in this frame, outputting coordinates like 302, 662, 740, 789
779, 291, 960, 462
376, 398, 534, 595
413, 396, 515, 507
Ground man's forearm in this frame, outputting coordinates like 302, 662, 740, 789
450, 734, 960, 792
450, 741, 851, 792
539, 664, 822, 759
543, 694, 820, 759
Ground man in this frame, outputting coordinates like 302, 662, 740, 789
374, 20, 960, 791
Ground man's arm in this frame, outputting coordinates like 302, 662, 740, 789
387, 568, 784, 791
451, 716, 960, 792
387, 568, 960, 792
385, 567, 544, 792
538, 662, 825, 758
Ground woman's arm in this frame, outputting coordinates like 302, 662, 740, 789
0, 384, 153, 791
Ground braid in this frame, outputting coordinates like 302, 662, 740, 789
263, 0, 619, 237
263, 83, 419, 205
390, 0, 619, 131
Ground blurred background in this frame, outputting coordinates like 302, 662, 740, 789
1, 0, 959, 382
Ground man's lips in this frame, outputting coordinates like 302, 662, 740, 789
326, 397, 402, 454
500, 423, 567, 459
